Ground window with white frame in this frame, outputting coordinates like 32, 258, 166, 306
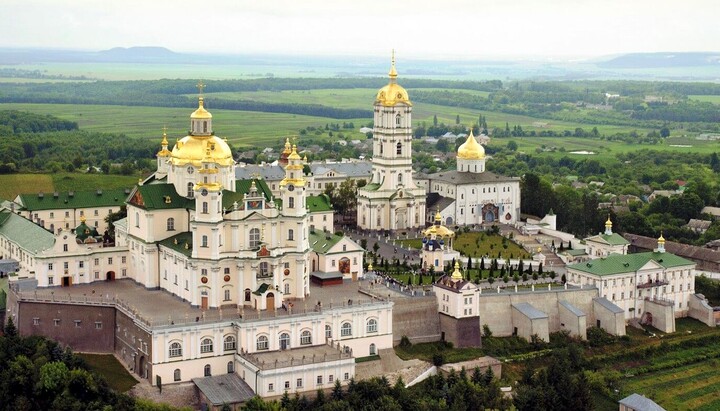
167, 218, 175, 231
367, 318, 378, 333
200, 338, 213, 353
300, 330, 312, 345
224, 335, 236, 351
249, 228, 260, 249
341, 322, 352, 337
257, 335, 269, 350
169, 342, 182, 357
325, 324, 332, 339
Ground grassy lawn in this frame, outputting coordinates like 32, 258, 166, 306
77, 353, 138, 392
0, 173, 138, 200
395, 341, 485, 364
454, 232, 531, 259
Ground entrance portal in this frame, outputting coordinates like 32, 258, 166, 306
266, 292, 275, 311
201, 296, 208, 310
62, 276, 72, 287
106, 271, 115, 281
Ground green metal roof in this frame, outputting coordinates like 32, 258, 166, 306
307, 194, 333, 213
586, 233, 629, 246
131, 184, 194, 210
361, 183, 381, 192
0, 209, 54, 253
253, 283, 270, 295
158, 232, 193, 257
308, 230, 344, 254
567, 251, 694, 277
564, 249, 587, 256
19, 189, 128, 211
222, 179, 273, 210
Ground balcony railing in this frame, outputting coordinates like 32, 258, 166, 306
637, 279, 668, 289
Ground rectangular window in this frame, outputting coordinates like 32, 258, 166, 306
296, 378, 303, 388
33, 318, 40, 325
94, 271, 99, 280
284, 381, 290, 389
317, 375, 323, 385
95, 322, 102, 329
344, 373, 349, 381
108, 258, 113, 264
94, 258, 99, 266
63, 244, 68, 252
53, 319, 60, 326
50, 212, 54, 218
48, 263, 53, 270
48, 277, 54, 285
122, 269, 127, 277
268, 383, 274, 392
122, 256, 126, 264
74, 320, 81, 328
79, 261, 84, 268
63, 262, 69, 270
329, 375, 334, 383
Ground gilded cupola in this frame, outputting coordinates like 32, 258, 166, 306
375, 51, 412, 107
457, 129, 485, 160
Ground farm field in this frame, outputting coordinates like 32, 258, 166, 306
0, 173, 138, 200
689, 95, 720, 104
0, 103, 368, 146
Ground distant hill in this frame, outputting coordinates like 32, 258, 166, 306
94, 46, 181, 62
597, 52, 720, 69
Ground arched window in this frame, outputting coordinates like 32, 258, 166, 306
396, 141, 402, 155
284, 282, 290, 294
224, 335, 236, 351
257, 335, 269, 350
279, 333, 290, 350
380, 144, 383, 155
249, 228, 260, 249
341, 322, 352, 337
245, 288, 251, 302
224, 289, 230, 301
369, 343, 377, 356
200, 338, 213, 353
300, 330, 312, 345
168, 342, 182, 358
201, 235, 208, 247
187, 183, 194, 198
202, 202, 208, 214
288, 229, 294, 241
367, 319, 378, 333
166, 218, 175, 231
135, 212, 140, 228
396, 114, 401, 126
288, 197, 295, 209
174, 369, 181, 381
398, 173, 403, 185
325, 324, 332, 339
227, 361, 234, 374
204, 364, 211, 377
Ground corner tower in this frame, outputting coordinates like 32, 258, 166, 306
356, 52, 426, 231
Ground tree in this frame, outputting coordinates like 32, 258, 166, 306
507, 141, 518, 151
433, 115, 438, 126
660, 127, 670, 138
4, 316, 17, 337
373, 242, 380, 253
455, 114, 460, 125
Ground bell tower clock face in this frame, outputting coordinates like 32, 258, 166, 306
201, 188, 209, 196
288, 184, 295, 192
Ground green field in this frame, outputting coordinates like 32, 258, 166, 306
0, 103, 368, 147
0, 173, 138, 200
619, 361, 720, 411
77, 353, 138, 392
689, 95, 720, 104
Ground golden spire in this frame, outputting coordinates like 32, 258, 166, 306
161, 126, 168, 145
389, 49, 398, 80
606, 215, 612, 227
157, 126, 172, 157
658, 231, 665, 244
303, 154, 308, 163
451, 261, 463, 281
196, 80, 205, 96
282, 137, 292, 155
434, 207, 442, 223
80, 215, 86, 223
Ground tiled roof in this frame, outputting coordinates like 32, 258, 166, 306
307, 194, 333, 213
0, 209, 54, 253
427, 170, 520, 185
235, 164, 285, 181
19, 189, 129, 211
310, 161, 372, 177
309, 230, 344, 254
624, 234, 720, 264
567, 251, 693, 277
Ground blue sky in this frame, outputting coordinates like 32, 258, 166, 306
3, 0, 718, 59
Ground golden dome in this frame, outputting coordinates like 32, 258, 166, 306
282, 138, 292, 155
157, 128, 172, 157
375, 52, 412, 107
191, 97, 212, 119
451, 261, 463, 281
288, 144, 301, 160
170, 135, 233, 167
658, 233, 665, 244
457, 129, 485, 160
423, 223, 454, 238
606, 216, 612, 227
